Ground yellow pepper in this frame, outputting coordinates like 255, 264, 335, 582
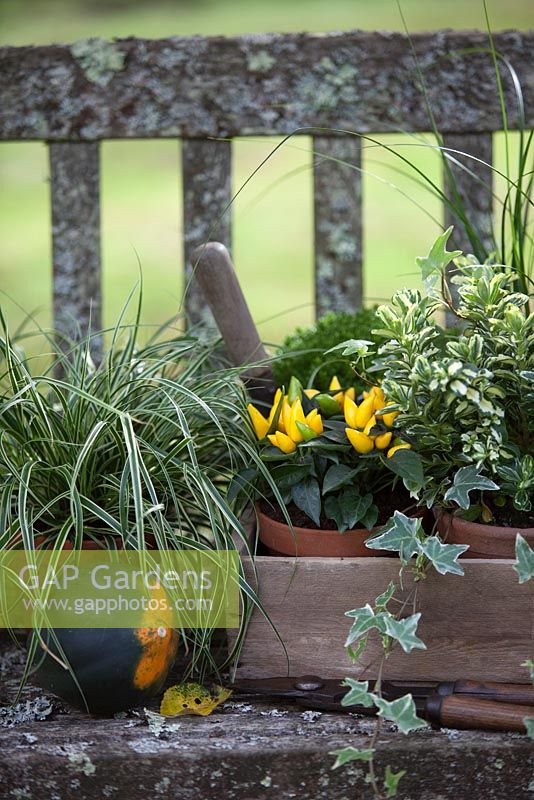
375, 431, 393, 449
387, 443, 411, 458
363, 414, 377, 439
328, 375, 344, 408
381, 410, 399, 428
372, 387, 385, 411
345, 428, 374, 454
268, 431, 297, 454
353, 395, 375, 429
304, 408, 323, 435
344, 395, 360, 429
375, 431, 393, 450
329, 375, 342, 392
288, 398, 306, 442
280, 396, 293, 434
247, 404, 270, 440
268, 388, 282, 424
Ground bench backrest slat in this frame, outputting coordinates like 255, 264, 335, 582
182, 138, 233, 327
1, 31, 531, 348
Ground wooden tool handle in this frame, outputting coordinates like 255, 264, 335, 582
427, 694, 529, 732
191, 242, 268, 365
450, 679, 534, 706
191, 242, 276, 403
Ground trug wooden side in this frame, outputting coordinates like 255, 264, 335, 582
233, 557, 534, 683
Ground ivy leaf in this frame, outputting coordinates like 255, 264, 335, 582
383, 765, 407, 799
420, 536, 469, 576
330, 747, 375, 769
291, 477, 321, 526
375, 581, 396, 610
383, 612, 426, 653
345, 604, 386, 646
522, 659, 534, 683
515, 534, 534, 584
524, 717, 534, 739
415, 226, 462, 281
341, 679, 375, 708
346, 634, 369, 663
444, 465, 499, 510
322, 464, 360, 495
374, 694, 428, 734
365, 511, 423, 564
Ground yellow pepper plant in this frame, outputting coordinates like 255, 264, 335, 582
243, 375, 422, 531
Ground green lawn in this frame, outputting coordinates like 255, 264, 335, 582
0, 0, 531, 347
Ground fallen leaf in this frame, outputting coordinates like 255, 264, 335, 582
160, 683, 232, 717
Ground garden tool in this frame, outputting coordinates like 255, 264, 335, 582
229, 674, 534, 733
192, 241, 277, 404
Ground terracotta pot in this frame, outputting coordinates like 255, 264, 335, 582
435, 510, 534, 559
257, 509, 390, 557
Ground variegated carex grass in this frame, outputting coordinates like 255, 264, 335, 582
0, 294, 276, 680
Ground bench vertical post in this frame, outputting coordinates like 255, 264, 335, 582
182, 139, 232, 327
49, 142, 102, 355
442, 133, 493, 323
312, 136, 363, 318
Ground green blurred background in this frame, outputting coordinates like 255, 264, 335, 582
0, 0, 532, 349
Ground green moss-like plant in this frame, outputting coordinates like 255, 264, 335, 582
272, 308, 379, 391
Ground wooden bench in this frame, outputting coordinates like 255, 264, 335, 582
1, 29, 533, 800
1, 30, 532, 345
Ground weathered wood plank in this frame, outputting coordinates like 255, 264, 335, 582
182, 139, 232, 327
313, 135, 362, 315
442, 133, 494, 324
233, 557, 533, 682
443, 133, 494, 256
49, 142, 102, 352
1, 31, 532, 140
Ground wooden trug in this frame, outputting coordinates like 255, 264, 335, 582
233, 556, 534, 682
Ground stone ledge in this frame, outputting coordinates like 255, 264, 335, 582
1, 640, 532, 800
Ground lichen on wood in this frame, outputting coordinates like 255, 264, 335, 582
0, 31, 532, 140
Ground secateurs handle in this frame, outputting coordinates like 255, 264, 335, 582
425, 694, 530, 733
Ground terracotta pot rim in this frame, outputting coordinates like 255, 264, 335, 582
256, 508, 377, 538
434, 509, 534, 538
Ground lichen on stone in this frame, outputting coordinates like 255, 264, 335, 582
68, 753, 96, 777
70, 38, 125, 87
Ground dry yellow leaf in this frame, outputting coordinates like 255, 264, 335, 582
160, 682, 232, 717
